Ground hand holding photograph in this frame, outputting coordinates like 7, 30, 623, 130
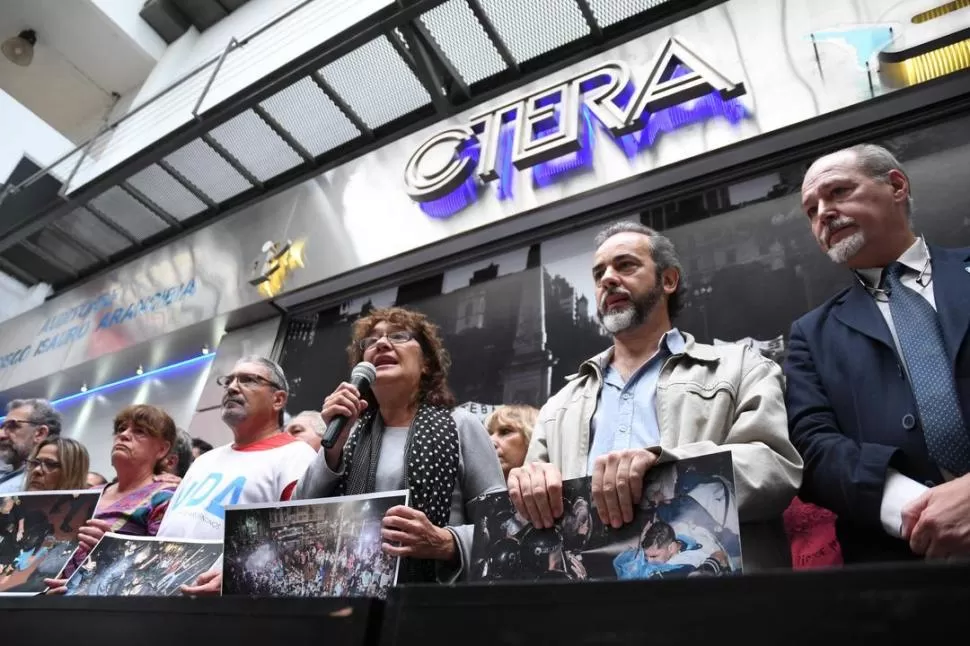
63, 533, 223, 597
0, 490, 101, 595
222, 490, 407, 599
470, 453, 741, 583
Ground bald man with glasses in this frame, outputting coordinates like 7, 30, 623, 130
155, 355, 316, 596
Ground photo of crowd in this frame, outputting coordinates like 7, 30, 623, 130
64, 533, 223, 596
469, 453, 741, 583
222, 491, 406, 599
0, 491, 101, 595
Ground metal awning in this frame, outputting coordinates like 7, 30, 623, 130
0, 0, 712, 292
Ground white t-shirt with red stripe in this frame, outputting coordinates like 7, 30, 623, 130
157, 433, 317, 541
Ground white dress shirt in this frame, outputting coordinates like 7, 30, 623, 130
855, 236, 944, 539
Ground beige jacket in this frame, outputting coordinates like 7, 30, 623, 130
526, 332, 803, 570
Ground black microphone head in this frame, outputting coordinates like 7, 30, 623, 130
351, 361, 377, 386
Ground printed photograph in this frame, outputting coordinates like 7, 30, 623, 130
469, 453, 741, 583
222, 490, 407, 599
0, 490, 101, 595
64, 533, 223, 597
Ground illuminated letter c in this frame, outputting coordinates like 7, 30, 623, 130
404, 126, 477, 203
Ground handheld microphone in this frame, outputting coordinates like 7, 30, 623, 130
321, 361, 377, 450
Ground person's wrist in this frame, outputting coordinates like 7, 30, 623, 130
435, 527, 457, 561
324, 446, 342, 471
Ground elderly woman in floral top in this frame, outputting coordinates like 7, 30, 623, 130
45, 404, 178, 592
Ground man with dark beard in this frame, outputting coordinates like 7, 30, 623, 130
508, 221, 802, 570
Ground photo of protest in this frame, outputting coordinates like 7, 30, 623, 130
63, 533, 223, 596
222, 491, 407, 599
469, 453, 741, 583
0, 491, 101, 595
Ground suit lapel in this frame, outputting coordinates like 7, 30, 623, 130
833, 283, 896, 353
929, 245, 970, 365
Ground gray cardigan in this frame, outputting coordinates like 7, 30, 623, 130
294, 407, 506, 582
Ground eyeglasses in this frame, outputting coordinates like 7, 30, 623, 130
0, 419, 34, 433
215, 372, 282, 390
27, 458, 61, 472
359, 330, 414, 351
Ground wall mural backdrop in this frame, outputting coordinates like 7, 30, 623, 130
280, 113, 970, 416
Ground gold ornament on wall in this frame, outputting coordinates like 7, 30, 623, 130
249, 238, 307, 299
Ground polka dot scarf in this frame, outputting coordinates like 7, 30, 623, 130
335, 403, 460, 583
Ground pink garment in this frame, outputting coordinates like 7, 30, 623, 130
783, 496, 843, 569
61, 479, 176, 578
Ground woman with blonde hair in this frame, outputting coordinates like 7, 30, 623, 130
25, 437, 90, 492
486, 405, 539, 480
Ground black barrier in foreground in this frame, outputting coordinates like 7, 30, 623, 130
2, 563, 969, 646
0, 596, 382, 646
382, 561, 970, 645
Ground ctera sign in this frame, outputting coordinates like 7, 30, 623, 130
404, 37, 748, 218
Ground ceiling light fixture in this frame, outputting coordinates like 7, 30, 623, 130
136, 365, 144, 376
202, 344, 210, 355
80, 383, 88, 393
2, 29, 37, 67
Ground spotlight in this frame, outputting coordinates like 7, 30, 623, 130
202, 345, 210, 355
80, 383, 88, 393
136, 365, 144, 376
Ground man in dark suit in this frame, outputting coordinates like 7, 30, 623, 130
785, 143, 970, 563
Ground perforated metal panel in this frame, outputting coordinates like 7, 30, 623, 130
127, 164, 208, 222
163, 139, 254, 203
209, 110, 304, 182
479, 0, 590, 63
29, 229, 99, 272
65, 61, 216, 196
2, 245, 72, 284
587, 0, 670, 26
420, 0, 508, 85
260, 78, 361, 157
4, 0, 719, 293
319, 37, 431, 128
88, 186, 170, 240
56, 209, 132, 257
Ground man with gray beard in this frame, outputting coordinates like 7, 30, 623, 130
786, 143, 970, 563
508, 221, 802, 570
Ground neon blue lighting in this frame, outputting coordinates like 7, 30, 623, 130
667, 63, 692, 80
419, 144, 481, 220
425, 61, 749, 215
533, 105, 596, 187
614, 64, 748, 158
626, 90, 748, 156
0, 354, 217, 419
496, 119, 516, 201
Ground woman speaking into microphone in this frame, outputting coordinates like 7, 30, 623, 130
295, 307, 505, 583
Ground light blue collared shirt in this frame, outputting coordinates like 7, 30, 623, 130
587, 329, 686, 475
0, 467, 26, 494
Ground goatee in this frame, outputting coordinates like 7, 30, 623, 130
826, 230, 866, 264
597, 282, 664, 335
